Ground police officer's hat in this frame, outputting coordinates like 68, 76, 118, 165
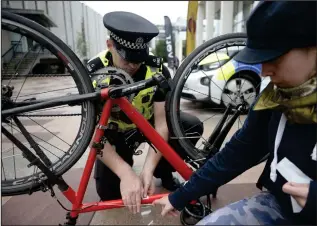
103, 11, 159, 63
234, 1, 317, 64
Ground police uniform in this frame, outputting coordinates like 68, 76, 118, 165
87, 11, 204, 201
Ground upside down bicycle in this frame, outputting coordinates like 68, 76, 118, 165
1, 10, 266, 225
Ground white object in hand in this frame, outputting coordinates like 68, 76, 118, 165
276, 157, 312, 213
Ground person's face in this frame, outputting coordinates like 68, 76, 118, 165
106, 39, 141, 75
261, 47, 317, 88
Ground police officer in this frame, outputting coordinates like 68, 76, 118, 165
87, 11, 204, 214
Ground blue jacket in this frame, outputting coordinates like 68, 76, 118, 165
169, 103, 316, 225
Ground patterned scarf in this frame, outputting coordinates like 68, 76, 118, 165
253, 75, 317, 124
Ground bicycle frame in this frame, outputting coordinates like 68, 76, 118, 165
2, 85, 195, 222
65, 88, 194, 219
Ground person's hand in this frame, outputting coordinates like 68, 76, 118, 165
153, 195, 178, 217
282, 182, 309, 208
140, 171, 155, 197
120, 170, 143, 214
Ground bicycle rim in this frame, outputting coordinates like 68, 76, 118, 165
167, 33, 265, 166
1, 11, 96, 195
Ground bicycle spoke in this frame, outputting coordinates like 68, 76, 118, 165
2, 154, 24, 161
23, 105, 74, 114
5, 35, 24, 86
2, 12, 96, 195
10, 118, 17, 179
233, 46, 255, 105
237, 46, 248, 96
184, 112, 221, 134
201, 70, 235, 104
181, 107, 226, 111
14, 47, 42, 102
2, 158, 7, 181
27, 117, 71, 146
13, 86, 77, 99
183, 84, 231, 106
28, 166, 39, 193
244, 77, 266, 101
9, 123, 66, 155
205, 108, 234, 150
196, 133, 212, 150
215, 51, 228, 84
8, 45, 33, 87
237, 46, 247, 92
214, 52, 235, 103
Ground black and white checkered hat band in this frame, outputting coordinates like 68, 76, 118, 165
110, 32, 148, 50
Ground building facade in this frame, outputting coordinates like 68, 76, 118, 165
2, 0, 108, 62
153, 1, 260, 62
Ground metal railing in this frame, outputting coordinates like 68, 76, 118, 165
2, 36, 24, 67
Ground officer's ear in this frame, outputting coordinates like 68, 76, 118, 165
106, 39, 115, 50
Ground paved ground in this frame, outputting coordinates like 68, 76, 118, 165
2, 77, 265, 225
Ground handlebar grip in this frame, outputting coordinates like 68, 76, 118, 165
108, 73, 170, 99
152, 74, 172, 91
108, 77, 156, 99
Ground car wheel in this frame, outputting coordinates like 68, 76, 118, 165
221, 74, 260, 112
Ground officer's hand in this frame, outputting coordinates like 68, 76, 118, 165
140, 171, 155, 197
120, 170, 143, 214
153, 195, 178, 217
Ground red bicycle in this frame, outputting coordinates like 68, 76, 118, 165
2, 11, 264, 225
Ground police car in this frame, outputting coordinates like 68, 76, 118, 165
182, 51, 270, 108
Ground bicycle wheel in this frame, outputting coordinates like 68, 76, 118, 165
1, 11, 96, 196
166, 33, 265, 165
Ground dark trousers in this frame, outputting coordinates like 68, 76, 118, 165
94, 111, 204, 201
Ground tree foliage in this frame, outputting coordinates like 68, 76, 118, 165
154, 40, 167, 62
76, 17, 88, 59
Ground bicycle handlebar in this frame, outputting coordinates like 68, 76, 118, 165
108, 73, 171, 99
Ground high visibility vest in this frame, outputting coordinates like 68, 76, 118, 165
92, 50, 162, 131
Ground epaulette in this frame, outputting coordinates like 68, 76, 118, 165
87, 50, 109, 73
145, 55, 163, 70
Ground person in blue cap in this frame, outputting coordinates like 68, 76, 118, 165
86, 11, 204, 214
154, 1, 316, 225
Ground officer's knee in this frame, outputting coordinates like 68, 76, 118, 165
179, 111, 204, 135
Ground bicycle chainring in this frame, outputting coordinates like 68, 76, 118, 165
90, 67, 135, 112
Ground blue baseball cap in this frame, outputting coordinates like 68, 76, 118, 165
234, 1, 317, 64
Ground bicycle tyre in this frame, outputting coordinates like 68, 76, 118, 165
1, 11, 96, 196
166, 33, 248, 161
